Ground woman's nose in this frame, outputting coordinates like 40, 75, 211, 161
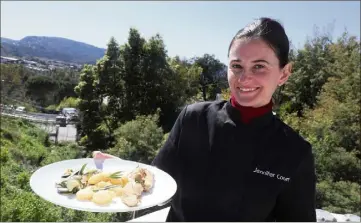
237, 71, 252, 83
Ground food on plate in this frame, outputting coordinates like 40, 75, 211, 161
76, 187, 94, 201
92, 190, 113, 205
121, 193, 139, 207
128, 167, 154, 192
55, 164, 154, 207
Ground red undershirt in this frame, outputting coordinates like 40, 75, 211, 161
230, 94, 273, 124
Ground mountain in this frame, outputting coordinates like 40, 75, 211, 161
0, 36, 106, 64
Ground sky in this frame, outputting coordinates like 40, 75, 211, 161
1, 1, 360, 64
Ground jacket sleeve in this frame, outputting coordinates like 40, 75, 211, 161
151, 105, 188, 179
274, 147, 317, 222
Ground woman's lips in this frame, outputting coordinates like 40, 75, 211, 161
237, 87, 260, 93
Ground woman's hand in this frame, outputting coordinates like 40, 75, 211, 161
92, 151, 121, 170
92, 151, 120, 160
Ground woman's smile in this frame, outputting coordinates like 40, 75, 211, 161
237, 86, 261, 93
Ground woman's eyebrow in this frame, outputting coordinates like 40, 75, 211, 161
230, 58, 270, 64
252, 59, 269, 64
230, 59, 241, 63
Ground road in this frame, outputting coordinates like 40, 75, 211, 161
1, 111, 57, 123
58, 124, 77, 142
2, 111, 77, 142
36, 123, 77, 142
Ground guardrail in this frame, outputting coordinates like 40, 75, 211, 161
1, 111, 56, 123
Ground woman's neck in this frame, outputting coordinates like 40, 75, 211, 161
230, 94, 273, 124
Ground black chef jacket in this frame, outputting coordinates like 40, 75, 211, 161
152, 100, 316, 222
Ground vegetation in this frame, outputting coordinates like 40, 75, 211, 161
1, 64, 79, 111
278, 31, 360, 214
0, 24, 359, 221
77, 27, 361, 215
0, 116, 130, 221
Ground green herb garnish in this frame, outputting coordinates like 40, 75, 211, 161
79, 163, 87, 175
92, 185, 121, 192
109, 171, 123, 179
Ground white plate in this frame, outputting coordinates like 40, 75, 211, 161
29, 158, 177, 212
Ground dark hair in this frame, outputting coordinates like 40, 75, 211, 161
228, 17, 290, 68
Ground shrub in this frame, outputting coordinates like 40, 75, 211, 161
108, 112, 164, 164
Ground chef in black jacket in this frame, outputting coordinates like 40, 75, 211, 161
94, 17, 316, 222
152, 17, 316, 222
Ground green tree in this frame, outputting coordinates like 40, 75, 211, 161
25, 75, 58, 107
168, 56, 203, 105
281, 28, 334, 116
107, 111, 164, 164
193, 54, 227, 101
117, 29, 201, 131
119, 28, 147, 121
74, 65, 108, 151
280, 31, 360, 214
95, 37, 125, 133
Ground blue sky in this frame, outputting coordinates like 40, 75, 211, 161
1, 1, 360, 64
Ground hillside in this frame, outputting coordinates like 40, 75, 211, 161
0, 36, 106, 64
0, 116, 130, 221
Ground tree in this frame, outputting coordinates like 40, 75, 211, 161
119, 28, 147, 121
25, 75, 58, 107
280, 28, 334, 116
221, 88, 231, 101
117, 29, 202, 131
193, 54, 227, 101
95, 37, 125, 131
74, 65, 108, 151
168, 56, 202, 104
279, 31, 360, 214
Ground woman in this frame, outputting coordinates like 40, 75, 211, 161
94, 17, 316, 222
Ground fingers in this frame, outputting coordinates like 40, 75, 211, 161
92, 151, 103, 159
92, 151, 121, 160
92, 151, 112, 159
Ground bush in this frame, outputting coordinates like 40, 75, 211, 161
0, 147, 10, 163
57, 97, 80, 110
40, 142, 85, 166
316, 180, 360, 215
46, 104, 58, 110
107, 112, 165, 164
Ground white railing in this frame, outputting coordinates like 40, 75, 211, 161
128, 208, 360, 222
128, 207, 170, 222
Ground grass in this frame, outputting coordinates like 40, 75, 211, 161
0, 115, 130, 222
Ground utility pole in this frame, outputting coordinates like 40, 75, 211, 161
201, 72, 207, 101
55, 125, 59, 145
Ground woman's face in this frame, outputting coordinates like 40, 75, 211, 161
227, 38, 292, 108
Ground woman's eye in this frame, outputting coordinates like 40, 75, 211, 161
231, 64, 242, 69
254, 64, 265, 69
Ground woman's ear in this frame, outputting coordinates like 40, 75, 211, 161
278, 62, 292, 86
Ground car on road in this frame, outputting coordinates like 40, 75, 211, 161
56, 115, 67, 127
61, 107, 79, 123
15, 106, 26, 113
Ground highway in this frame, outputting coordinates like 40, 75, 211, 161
2, 111, 77, 142
36, 123, 77, 142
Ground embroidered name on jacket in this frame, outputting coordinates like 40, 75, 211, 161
253, 167, 290, 182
